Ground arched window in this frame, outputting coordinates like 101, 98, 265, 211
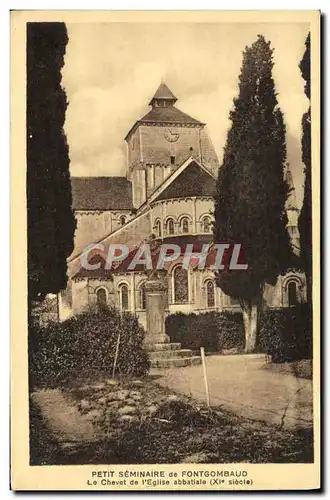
139, 283, 147, 310
166, 218, 175, 235
181, 217, 189, 234
119, 215, 126, 226
205, 280, 215, 308
96, 288, 107, 308
119, 284, 129, 311
288, 281, 298, 306
201, 216, 212, 233
154, 219, 161, 238
173, 266, 189, 304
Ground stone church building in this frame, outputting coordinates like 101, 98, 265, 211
60, 83, 306, 328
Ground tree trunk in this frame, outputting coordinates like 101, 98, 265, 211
242, 302, 258, 353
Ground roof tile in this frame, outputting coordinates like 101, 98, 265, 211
71, 177, 133, 211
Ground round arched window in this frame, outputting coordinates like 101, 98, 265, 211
181, 217, 189, 234
288, 281, 298, 306
119, 215, 126, 226
201, 216, 212, 233
119, 284, 129, 311
173, 266, 189, 303
154, 219, 161, 237
205, 280, 215, 307
96, 288, 107, 308
167, 218, 175, 235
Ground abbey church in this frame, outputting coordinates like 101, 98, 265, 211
59, 83, 306, 327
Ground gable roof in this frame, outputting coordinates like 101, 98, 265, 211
71, 177, 133, 211
154, 161, 216, 202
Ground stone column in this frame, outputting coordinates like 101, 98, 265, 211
144, 278, 169, 346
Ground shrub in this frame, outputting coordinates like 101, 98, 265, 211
165, 311, 244, 353
29, 307, 150, 388
216, 313, 245, 351
259, 304, 312, 362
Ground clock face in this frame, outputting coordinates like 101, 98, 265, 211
164, 128, 180, 143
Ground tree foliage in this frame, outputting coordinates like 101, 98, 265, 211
27, 23, 76, 301
298, 33, 312, 303
213, 36, 291, 351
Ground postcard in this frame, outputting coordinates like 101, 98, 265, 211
11, 10, 320, 491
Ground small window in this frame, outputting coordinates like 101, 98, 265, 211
206, 280, 215, 307
154, 219, 161, 237
96, 288, 107, 308
139, 284, 147, 310
167, 218, 175, 235
181, 217, 189, 234
120, 284, 129, 311
288, 281, 298, 306
170, 155, 175, 165
201, 216, 212, 233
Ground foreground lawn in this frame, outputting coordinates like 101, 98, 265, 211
30, 376, 313, 465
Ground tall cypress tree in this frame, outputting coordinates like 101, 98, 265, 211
214, 35, 291, 352
27, 23, 76, 304
298, 33, 312, 304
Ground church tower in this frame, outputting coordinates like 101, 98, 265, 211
285, 162, 300, 256
124, 82, 219, 207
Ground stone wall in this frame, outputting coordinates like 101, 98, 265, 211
73, 210, 132, 259
139, 125, 202, 169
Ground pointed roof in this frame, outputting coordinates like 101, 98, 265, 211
124, 84, 204, 141
148, 82, 177, 105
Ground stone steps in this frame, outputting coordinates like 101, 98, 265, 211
148, 341, 201, 369
149, 348, 193, 360
151, 356, 202, 369
148, 342, 182, 351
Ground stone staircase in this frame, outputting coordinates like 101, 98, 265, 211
148, 342, 202, 369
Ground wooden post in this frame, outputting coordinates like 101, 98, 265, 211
112, 330, 121, 379
200, 347, 210, 407
112, 311, 122, 379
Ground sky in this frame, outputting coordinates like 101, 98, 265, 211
62, 22, 310, 209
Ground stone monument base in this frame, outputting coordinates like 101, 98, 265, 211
147, 342, 202, 369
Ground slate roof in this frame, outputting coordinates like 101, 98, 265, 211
149, 82, 177, 105
154, 161, 216, 202
71, 177, 133, 211
140, 105, 202, 126
73, 253, 114, 279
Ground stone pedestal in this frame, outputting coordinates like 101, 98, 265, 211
144, 278, 169, 346
144, 276, 201, 368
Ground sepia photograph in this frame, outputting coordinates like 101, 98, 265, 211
11, 10, 320, 491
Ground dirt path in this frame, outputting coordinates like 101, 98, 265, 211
151, 354, 313, 429
31, 389, 100, 444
